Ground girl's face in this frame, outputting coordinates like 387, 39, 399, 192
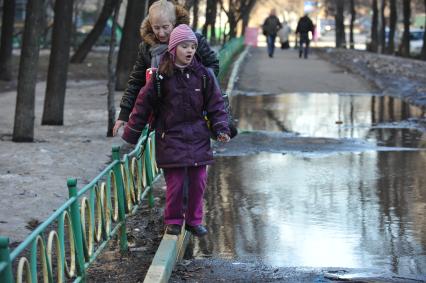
150, 16, 174, 43
175, 41, 197, 66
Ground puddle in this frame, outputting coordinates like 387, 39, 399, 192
194, 152, 426, 278
231, 93, 426, 148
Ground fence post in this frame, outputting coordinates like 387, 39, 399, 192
112, 146, 128, 252
67, 178, 86, 279
144, 137, 155, 208
0, 237, 13, 283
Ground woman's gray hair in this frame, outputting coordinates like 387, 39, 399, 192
148, 0, 176, 25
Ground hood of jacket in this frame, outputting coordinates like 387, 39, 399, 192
140, 4, 190, 47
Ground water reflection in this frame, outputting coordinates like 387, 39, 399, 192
195, 152, 426, 277
232, 93, 426, 148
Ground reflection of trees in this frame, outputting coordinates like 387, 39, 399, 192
373, 152, 426, 274
368, 96, 424, 148
196, 156, 269, 259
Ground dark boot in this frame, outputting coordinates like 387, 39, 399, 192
165, 224, 181, 235
185, 224, 208, 237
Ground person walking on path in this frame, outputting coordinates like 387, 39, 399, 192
122, 24, 230, 237
278, 21, 291, 49
112, 0, 219, 137
262, 9, 282, 58
296, 14, 314, 59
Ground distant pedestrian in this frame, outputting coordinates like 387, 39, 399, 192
122, 24, 230, 237
296, 14, 314, 59
278, 21, 291, 49
262, 9, 282, 58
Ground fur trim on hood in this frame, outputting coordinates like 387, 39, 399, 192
140, 4, 190, 47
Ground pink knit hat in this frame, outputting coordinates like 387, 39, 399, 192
168, 24, 198, 54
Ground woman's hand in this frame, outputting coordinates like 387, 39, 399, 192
217, 132, 230, 143
113, 120, 126, 136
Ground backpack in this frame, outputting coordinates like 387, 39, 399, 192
149, 69, 237, 140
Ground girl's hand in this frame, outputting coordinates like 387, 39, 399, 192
217, 132, 230, 143
113, 120, 126, 136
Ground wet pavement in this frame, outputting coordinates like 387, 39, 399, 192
187, 92, 426, 281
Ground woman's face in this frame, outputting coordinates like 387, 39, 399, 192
175, 41, 197, 66
151, 16, 174, 43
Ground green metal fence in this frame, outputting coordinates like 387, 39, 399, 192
0, 128, 160, 283
0, 36, 245, 283
218, 37, 245, 83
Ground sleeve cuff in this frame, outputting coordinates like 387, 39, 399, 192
118, 108, 131, 122
121, 126, 141, 145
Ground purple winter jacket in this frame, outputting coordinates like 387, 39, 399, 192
122, 57, 230, 168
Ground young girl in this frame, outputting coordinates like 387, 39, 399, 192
122, 24, 230, 237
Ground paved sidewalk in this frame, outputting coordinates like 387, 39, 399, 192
235, 47, 376, 94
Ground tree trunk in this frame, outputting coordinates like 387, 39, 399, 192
379, 0, 386, 53
349, 0, 355, 49
115, 0, 145, 90
335, 0, 345, 48
13, 0, 45, 142
241, 0, 256, 36
107, 0, 122, 137
70, 0, 118, 63
202, 0, 217, 43
370, 0, 379, 52
228, 15, 238, 39
400, 0, 411, 57
387, 0, 397, 54
41, 0, 74, 125
210, 0, 217, 44
421, 0, 426, 60
0, 0, 16, 81
184, 0, 195, 10
192, 0, 199, 31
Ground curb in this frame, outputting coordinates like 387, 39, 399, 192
143, 230, 191, 283
226, 46, 250, 98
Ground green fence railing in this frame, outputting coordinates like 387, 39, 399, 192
0, 128, 160, 283
218, 36, 245, 83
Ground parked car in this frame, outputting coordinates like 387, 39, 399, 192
409, 28, 424, 55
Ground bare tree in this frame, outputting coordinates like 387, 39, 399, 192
335, 0, 345, 48
192, 0, 199, 30
400, 0, 410, 57
13, 0, 45, 142
241, 0, 256, 36
72, 0, 87, 50
107, 0, 122, 136
421, 0, 426, 60
387, 0, 397, 54
115, 0, 146, 90
219, 0, 257, 40
184, 0, 195, 10
41, 0, 74, 125
202, 0, 218, 43
349, 0, 356, 49
379, 0, 386, 53
0, 0, 16, 81
70, 0, 119, 63
370, 0, 379, 52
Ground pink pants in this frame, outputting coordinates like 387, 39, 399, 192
163, 166, 207, 226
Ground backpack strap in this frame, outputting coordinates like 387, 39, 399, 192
150, 70, 164, 130
153, 69, 163, 98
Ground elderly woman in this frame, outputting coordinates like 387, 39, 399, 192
113, 0, 219, 135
